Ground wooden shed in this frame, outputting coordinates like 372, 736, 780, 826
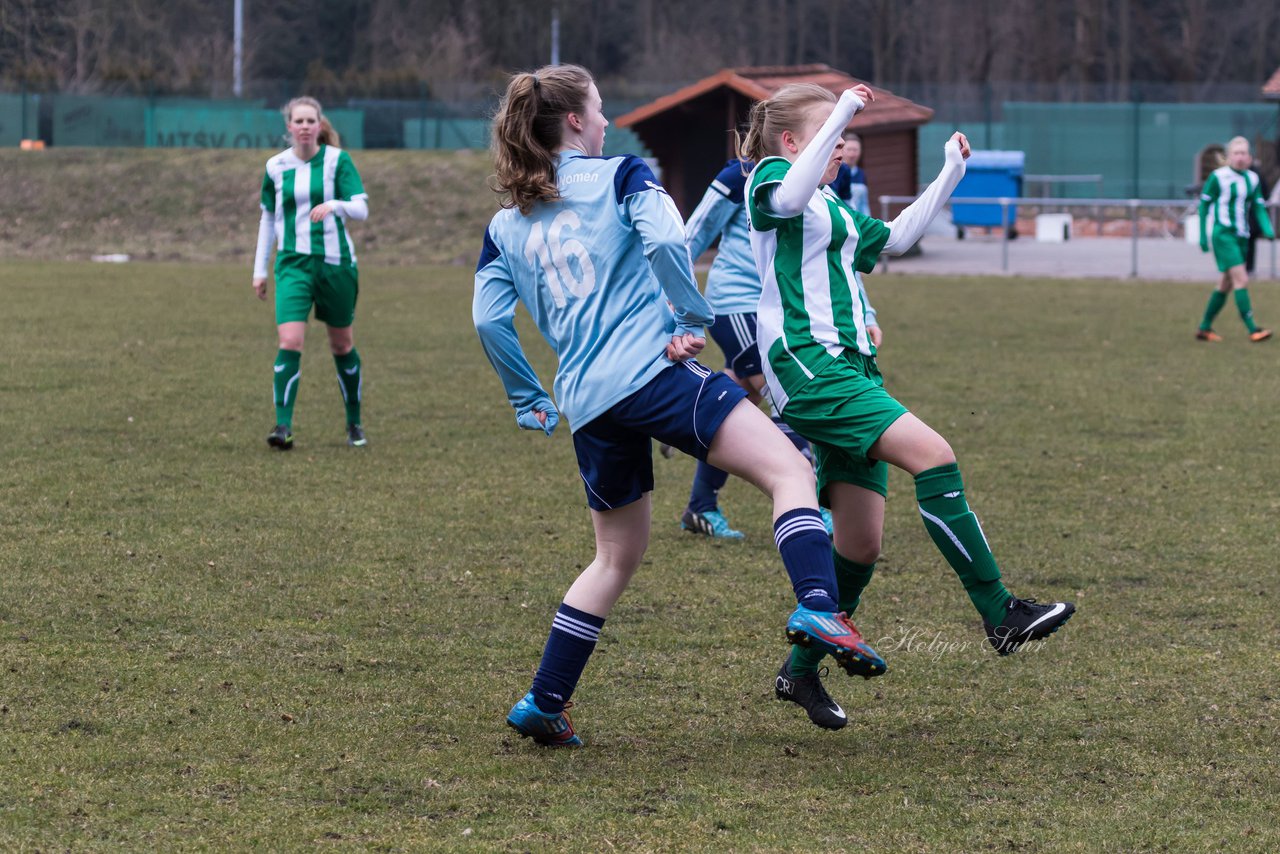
615, 64, 934, 217
1262, 66, 1280, 186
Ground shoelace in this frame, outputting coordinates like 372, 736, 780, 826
810, 667, 838, 704
555, 702, 577, 738
836, 612, 866, 641
705, 512, 734, 535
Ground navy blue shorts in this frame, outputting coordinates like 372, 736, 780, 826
572, 361, 748, 511
707, 312, 762, 378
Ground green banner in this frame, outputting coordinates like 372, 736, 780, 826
0, 92, 40, 145
53, 95, 148, 146
152, 107, 364, 150
48, 95, 362, 149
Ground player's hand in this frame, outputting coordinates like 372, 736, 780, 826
310, 202, 335, 222
868, 325, 883, 348
666, 333, 705, 361
945, 132, 971, 165
1199, 241, 1209, 253
516, 402, 559, 436
252, 277, 269, 300
847, 83, 875, 110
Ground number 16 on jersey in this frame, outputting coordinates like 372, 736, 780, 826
524, 210, 597, 308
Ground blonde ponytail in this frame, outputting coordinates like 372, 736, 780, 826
490, 64, 594, 214
736, 83, 837, 165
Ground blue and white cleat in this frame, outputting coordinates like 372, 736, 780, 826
785, 605, 886, 679
506, 692, 583, 748
820, 507, 834, 537
681, 508, 745, 541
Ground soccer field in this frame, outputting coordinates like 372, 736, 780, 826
1, 260, 1277, 851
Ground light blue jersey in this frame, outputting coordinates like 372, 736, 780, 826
686, 159, 878, 328
684, 160, 762, 316
474, 151, 713, 432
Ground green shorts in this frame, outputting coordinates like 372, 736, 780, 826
780, 350, 908, 501
1211, 229, 1248, 272
274, 251, 359, 327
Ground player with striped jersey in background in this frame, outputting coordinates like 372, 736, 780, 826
740, 82, 1075, 725
1195, 136, 1275, 343
676, 158, 880, 541
253, 96, 370, 449
475, 64, 885, 747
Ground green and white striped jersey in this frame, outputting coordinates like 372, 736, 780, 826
260, 145, 367, 265
747, 156, 890, 411
1199, 165, 1272, 241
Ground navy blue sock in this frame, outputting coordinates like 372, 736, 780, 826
687, 461, 730, 513
772, 416, 812, 462
530, 603, 605, 714
773, 508, 839, 612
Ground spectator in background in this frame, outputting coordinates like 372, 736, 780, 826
1196, 136, 1275, 342
830, 130, 870, 216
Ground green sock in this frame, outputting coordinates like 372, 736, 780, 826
789, 551, 877, 676
1233, 289, 1259, 332
333, 348, 362, 425
914, 463, 1012, 626
273, 349, 302, 427
1200, 290, 1227, 330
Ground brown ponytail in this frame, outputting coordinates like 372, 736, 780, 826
735, 83, 837, 165
490, 64, 594, 215
283, 96, 341, 148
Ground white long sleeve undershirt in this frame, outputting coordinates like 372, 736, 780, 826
881, 140, 967, 254
253, 208, 274, 279
765, 90, 865, 217
331, 196, 369, 221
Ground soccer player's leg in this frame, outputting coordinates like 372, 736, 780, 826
702, 398, 884, 679
788, 478, 884, 680
1196, 278, 1228, 341
318, 263, 368, 441
509, 419, 653, 747
269, 254, 316, 448
871, 412, 1075, 655
1226, 261, 1271, 341
677, 314, 764, 540
1199, 231, 1243, 340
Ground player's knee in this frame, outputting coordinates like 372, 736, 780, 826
780, 450, 817, 487
923, 437, 957, 470
839, 539, 882, 566
278, 334, 304, 351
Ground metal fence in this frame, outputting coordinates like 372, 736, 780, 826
877, 196, 1279, 279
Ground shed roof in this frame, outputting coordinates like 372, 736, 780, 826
615, 64, 933, 132
1264, 66, 1280, 100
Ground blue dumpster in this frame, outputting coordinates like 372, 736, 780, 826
952, 150, 1024, 238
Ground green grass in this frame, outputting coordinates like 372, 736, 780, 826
2, 260, 1278, 851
